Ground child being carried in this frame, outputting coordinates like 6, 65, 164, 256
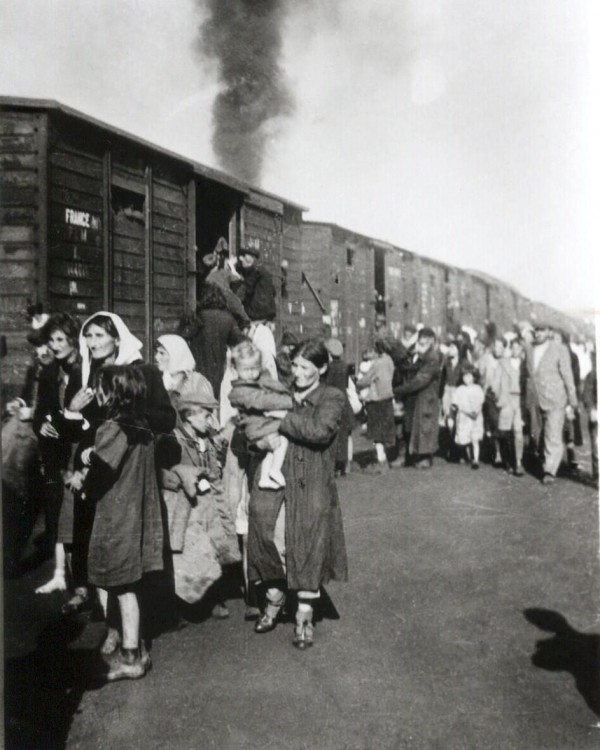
228, 341, 293, 490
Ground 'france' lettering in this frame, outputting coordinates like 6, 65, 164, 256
65, 208, 91, 228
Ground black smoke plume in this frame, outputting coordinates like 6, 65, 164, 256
199, 0, 294, 185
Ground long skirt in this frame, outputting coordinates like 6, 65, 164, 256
366, 398, 396, 446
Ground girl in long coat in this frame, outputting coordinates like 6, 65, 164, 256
247, 338, 348, 649
83, 365, 163, 681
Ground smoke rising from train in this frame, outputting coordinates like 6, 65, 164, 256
198, 0, 294, 185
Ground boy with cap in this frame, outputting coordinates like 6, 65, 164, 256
162, 381, 239, 614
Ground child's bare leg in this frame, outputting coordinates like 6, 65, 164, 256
97, 588, 121, 654
35, 543, 67, 593
258, 451, 281, 489
514, 428, 524, 472
118, 591, 140, 651
268, 435, 288, 486
472, 440, 480, 466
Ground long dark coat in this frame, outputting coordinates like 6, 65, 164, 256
86, 419, 164, 588
326, 359, 353, 464
395, 347, 442, 455
247, 383, 348, 591
187, 309, 242, 399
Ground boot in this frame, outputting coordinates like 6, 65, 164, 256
254, 592, 285, 634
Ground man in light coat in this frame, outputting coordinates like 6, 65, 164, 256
525, 322, 578, 484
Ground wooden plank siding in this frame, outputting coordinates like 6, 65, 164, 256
152, 167, 188, 337
383, 246, 405, 339
241, 196, 285, 336
294, 223, 331, 340
0, 110, 46, 398
47, 124, 105, 322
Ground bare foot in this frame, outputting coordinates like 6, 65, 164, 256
100, 627, 121, 655
268, 469, 286, 487
35, 573, 67, 594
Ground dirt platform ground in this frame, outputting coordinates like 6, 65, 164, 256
4, 445, 599, 750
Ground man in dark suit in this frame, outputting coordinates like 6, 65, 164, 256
394, 327, 442, 469
525, 322, 578, 484
235, 246, 276, 322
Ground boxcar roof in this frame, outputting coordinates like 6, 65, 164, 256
465, 268, 520, 296
304, 220, 415, 258
0, 96, 306, 210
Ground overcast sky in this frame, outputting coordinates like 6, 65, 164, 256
1, 0, 597, 314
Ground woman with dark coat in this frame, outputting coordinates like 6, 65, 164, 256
33, 313, 81, 593
178, 283, 244, 399
324, 337, 353, 473
247, 338, 348, 649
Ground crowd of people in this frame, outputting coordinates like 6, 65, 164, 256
1, 243, 597, 686
1, 246, 349, 684
353, 319, 597, 485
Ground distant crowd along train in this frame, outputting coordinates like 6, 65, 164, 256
0, 97, 587, 399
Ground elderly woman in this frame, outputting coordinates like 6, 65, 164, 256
59, 312, 175, 629
247, 338, 348, 650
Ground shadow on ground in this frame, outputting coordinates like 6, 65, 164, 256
524, 608, 600, 717
4, 615, 107, 750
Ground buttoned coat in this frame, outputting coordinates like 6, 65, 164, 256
247, 383, 348, 591
525, 341, 577, 411
394, 347, 442, 455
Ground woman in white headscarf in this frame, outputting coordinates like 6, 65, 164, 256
153, 334, 215, 407
57, 313, 176, 632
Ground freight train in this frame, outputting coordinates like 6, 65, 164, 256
0, 97, 587, 398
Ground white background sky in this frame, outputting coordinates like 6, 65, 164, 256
1, 0, 597, 315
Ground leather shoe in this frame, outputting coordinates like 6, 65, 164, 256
293, 621, 314, 649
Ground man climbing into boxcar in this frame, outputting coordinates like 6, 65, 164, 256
235, 246, 276, 324
235, 247, 278, 379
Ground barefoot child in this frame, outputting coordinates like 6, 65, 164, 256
227, 341, 293, 490
80, 364, 163, 681
450, 363, 485, 469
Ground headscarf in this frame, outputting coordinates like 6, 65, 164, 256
156, 335, 196, 374
79, 311, 143, 387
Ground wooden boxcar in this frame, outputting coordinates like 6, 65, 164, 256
240, 188, 304, 342
0, 97, 302, 399
296, 223, 380, 365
